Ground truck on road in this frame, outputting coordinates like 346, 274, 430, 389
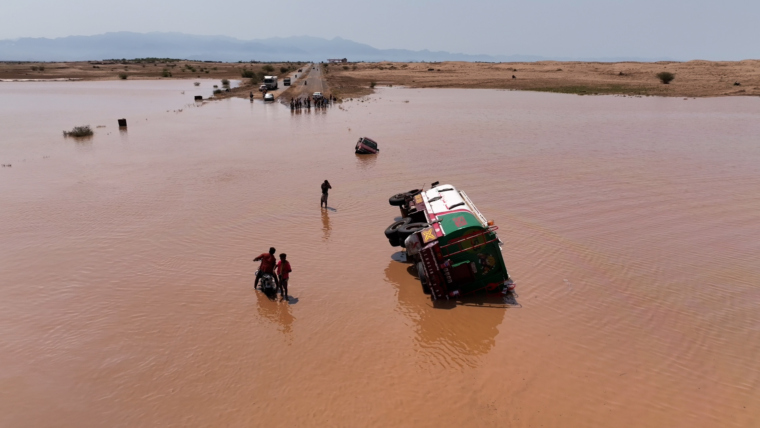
263, 76, 278, 90
283, 77, 291, 86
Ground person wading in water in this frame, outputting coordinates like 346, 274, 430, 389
321, 180, 332, 208
253, 247, 279, 289
276, 253, 292, 299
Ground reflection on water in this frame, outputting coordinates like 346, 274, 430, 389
256, 291, 295, 335
354, 153, 377, 170
321, 209, 331, 241
384, 260, 506, 368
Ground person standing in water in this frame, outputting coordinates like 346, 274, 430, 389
320, 180, 332, 208
276, 253, 292, 299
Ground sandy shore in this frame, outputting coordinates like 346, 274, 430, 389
323, 60, 760, 98
0, 60, 304, 100
2, 59, 758, 99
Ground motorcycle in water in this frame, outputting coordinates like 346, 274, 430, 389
255, 270, 277, 297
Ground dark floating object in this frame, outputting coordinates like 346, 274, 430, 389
117, 118, 127, 127
194, 95, 203, 101
734, 82, 741, 86
355, 137, 379, 154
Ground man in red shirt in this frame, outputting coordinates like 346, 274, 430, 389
276, 253, 292, 299
253, 247, 279, 289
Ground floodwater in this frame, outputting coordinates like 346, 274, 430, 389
2, 81, 760, 427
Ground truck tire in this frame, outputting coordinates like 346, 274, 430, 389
389, 193, 406, 206
417, 262, 431, 294
384, 218, 410, 246
398, 222, 427, 246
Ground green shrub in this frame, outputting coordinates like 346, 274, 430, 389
343, 65, 349, 70
262, 65, 274, 73
63, 125, 93, 137
118, 72, 128, 80
370, 81, 376, 88
657, 71, 675, 84
221, 78, 230, 86
241, 69, 255, 78
280, 66, 288, 73
161, 69, 172, 77
213, 89, 222, 94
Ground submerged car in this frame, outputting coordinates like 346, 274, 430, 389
355, 137, 379, 154
384, 182, 514, 301
264, 93, 274, 102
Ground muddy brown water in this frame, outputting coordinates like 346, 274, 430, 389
2, 81, 760, 427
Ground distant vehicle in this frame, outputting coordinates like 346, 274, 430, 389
264, 93, 274, 102
259, 84, 268, 93
355, 136, 379, 154
263, 75, 278, 90
283, 77, 291, 86
313, 92, 323, 99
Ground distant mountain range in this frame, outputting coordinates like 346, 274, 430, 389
0, 32, 671, 62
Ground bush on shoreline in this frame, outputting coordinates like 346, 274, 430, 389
63, 125, 93, 137
221, 78, 230, 86
118, 72, 128, 80
657, 71, 675, 84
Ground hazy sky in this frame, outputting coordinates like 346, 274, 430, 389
2, 0, 758, 60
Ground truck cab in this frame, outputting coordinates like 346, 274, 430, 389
384, 183, 514, 301
263, 76, 278, 90
283, 77, 291, 86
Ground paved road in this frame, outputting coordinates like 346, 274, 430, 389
281, 64, 330, 101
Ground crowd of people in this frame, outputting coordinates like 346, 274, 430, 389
290, 94, 336, 110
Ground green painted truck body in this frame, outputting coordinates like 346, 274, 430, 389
386, 183, 514, 301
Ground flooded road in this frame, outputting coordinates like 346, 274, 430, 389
1, 82, 760, 427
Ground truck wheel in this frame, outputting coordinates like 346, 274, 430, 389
384, 218, 410, 246
398, 222, 427, 245
417, 262, 431, 294
389, 193, 406, 206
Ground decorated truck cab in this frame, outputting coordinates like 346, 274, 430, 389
384, 182, 515, 301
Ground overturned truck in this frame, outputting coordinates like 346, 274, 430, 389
384, 182, 515, 301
